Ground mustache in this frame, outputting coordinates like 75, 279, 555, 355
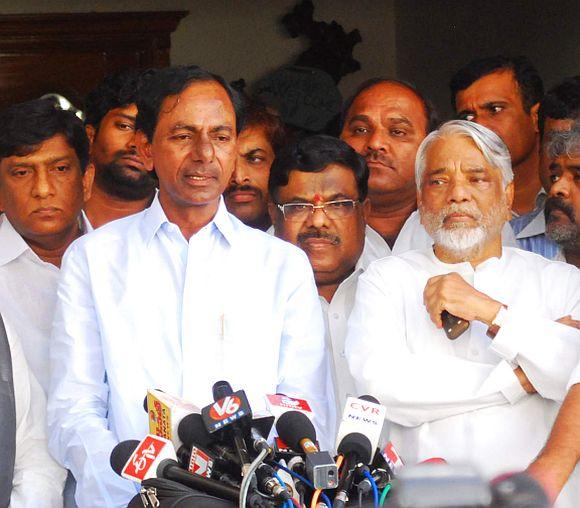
441, 203, 483, 222
223, 183, 263, 198
364, 149, 394, 167
545, 196, 575, 223
297, 229, 341, 245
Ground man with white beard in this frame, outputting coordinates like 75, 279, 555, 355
346, 120, 580, 506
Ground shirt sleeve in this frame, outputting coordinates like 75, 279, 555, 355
345, 260, 527, 428
47, 241, 136, 508
275, 249, 334, 451
7, 321, 66, 508
489, 271, 580, 401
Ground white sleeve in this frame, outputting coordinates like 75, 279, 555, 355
6, 321, 66, 508
490, 265, 580, 401
345, 261, 526, 428
276, 250, 333, 450
47, 241, 136, 507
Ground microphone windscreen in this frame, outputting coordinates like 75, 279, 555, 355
337, 432, 373, 464
276, 411, 317, 452
491, 472, 550, 508
178, 413, 214, 448
110, 439, 140, 476
359, 394, 380, 404
212, 380, 233, 402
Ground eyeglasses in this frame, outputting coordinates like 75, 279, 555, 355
276, 199, 359, 222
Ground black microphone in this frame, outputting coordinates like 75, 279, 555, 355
490, 472, 550, 508
178, 412, 241, 467
203, 381, 252, 472
110, 439, 240, 502
276, 410, 338, 489
334, 432, 373, 508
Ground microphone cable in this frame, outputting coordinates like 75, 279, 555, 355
274, 461, 333, 507
362, 469, 379, 508
239, 448, 269, 508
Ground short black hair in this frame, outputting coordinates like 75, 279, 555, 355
538, 76, 580, 137
136, 65, 245, 141
84, 68, 152, 128
342, 78, 439, 134
243, 100, 287, 153
268, 135, 369, 201
0, 97, 89, 172
450, 55, 544, 112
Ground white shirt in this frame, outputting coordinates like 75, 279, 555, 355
346, 247, 580, 507
0, 215, 60, 393
392, 210, 518, 254
3, 317, 66, 507
321, 226, 390, 421
48, 196, 329, 508
0, 213, 93, 394
569, 361, 580, 389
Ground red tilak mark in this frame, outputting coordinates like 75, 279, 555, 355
313, 193, 323, 202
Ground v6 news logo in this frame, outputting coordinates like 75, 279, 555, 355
202, 390, 252, 433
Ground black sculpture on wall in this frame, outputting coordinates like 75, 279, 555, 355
281, 0, 362, 84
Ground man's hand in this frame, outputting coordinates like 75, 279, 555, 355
423, 272, 503, 329
514, 366, 536, 394
556, 315, 580, 329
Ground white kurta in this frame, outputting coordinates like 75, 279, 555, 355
4, 318, 67, 507
346, 247, 580, 506
48, 196, 329, 508
321, 226, 391, 425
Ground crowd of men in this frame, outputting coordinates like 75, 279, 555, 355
0, 54, 578, 507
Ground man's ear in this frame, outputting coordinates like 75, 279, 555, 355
85, 124, 96, 147
135, 131, 155, 172
530, 102, 540, 133
82, 163, 95, 203
268, 201, 279, 234
361, 197, 371, 222
505, 181, 515, 219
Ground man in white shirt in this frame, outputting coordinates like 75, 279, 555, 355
48, 66, 329, 507
0, 98, 94, 392
0, 313, 67, 507
269, 135, 390, 420
346, 120, 580, 507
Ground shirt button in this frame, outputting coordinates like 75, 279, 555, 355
332, 313, 340, 319
471, 349, 479, 357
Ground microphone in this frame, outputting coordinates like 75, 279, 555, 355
334, 432, 373, 508
490, 472, 550, 508
144, 388, 201, 448
275, 410, 338, 489
441, 310, 470, 340
178, 413, 241, 466
202, 381, 253, 472
110, 436, 240, 502
335, 395, 387, 454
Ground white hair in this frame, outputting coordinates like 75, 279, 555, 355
415, 120, 514, 189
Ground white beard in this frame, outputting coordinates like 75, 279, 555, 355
421, 199, 507, 260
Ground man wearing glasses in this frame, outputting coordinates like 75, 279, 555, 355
269, 135, 390, 420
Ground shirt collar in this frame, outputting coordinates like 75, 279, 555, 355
515, 207, 546, 239
0, 214, 30, 266
140, 194, 236, 246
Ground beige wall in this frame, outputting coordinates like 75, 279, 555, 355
0, 0, 396, 100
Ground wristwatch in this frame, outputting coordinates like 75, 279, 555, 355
487, 304, 508, 339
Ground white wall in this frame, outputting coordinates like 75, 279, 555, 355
0, 0, 396, 99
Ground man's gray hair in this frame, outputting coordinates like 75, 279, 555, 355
415, 120, 514, 188
545, 121, 580, 160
